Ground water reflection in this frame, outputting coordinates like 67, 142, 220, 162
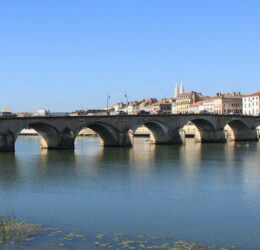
37, 149, 78, 178
2, 137, 259, 185
0, 153, 19, 191
0, 136, 259, 249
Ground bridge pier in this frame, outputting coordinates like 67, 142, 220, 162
0, 134, 15, 152
40, 134, 75, 150
98, 132, 132, 147
194, 130, 226, 143
118, 132, 132, 147
150, 130, 172, 144
171, 129, 186, 144
130, 128, 185, 145
226, 129, 258, 141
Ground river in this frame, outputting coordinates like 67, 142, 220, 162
0, 136, 259, 249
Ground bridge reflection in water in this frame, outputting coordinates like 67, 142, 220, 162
1, 136, 260, 249
8, 136, 259, 180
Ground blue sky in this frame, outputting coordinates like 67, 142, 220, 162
0, 0, 259, 112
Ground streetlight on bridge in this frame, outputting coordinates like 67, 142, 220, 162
107, 94, 111, 115
124, 91, 128, 114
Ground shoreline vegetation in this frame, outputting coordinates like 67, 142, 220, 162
0, 215, 239, 250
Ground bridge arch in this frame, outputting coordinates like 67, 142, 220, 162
255, 122, 260, 140
13, 122, 63, 150
180, 118, 224, 143
224, 119, 258, 141
74, 122, 124, 146
129, 120, 171, 144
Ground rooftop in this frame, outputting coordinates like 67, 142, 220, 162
244, 91, 260, 97
190, 101, 204, 107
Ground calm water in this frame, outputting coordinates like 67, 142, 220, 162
0, 136, 260, 249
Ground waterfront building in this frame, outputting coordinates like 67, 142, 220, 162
139, 98, 158, 113
70, 110, 88, 116
190, 97, 215, 114
202, 97, 215, 113
172, 80, 244, 115
212, 92, 243, 114
128, 101, 140, 114
189, 101, 204, 114
86, 109, 107, 116
242, 92, 260, 116
113, 102, 126, 112
70, 109, 107, 116
16, 112, 31, 117
0, 108, 16, 117
172, 81, 205, 114
150, 99, 172, 114
188, 93, 243, 115
20, 128, 38, 135
172, 91, 204, 114
50, 112, 69, 116
33, 109, 50, 117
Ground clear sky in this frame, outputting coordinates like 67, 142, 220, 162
0, 0, 259, 112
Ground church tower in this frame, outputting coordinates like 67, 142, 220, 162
174, 81, 179, 98
180, 80, 184, 94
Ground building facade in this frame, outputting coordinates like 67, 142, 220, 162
172, 91, 205, 114
150, 99, 172, 114
128, 101, 140, 114
243, 92, 260, 116
33, 109, 51, 117
213, 92, 243, 115
189, 101, 204, 114
139, 98, 158, 113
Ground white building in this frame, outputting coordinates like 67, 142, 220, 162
113, 102, 126, 112
33, 109, 50, 117
202, 98, 215, 114
243, 92, 260, 116
189, 101, 204, 114
128, 101, 140, 114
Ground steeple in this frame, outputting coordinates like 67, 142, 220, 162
180, 80, 184, 94
174, 81, 179, 98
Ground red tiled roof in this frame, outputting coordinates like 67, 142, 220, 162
245, 91, 260, 97
190, 101, 204, 106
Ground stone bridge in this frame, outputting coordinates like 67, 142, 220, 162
0, 114, 259, 152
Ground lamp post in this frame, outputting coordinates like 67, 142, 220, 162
107, 94, 111, 115
124, 91, 128, 114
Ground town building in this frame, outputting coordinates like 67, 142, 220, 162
0, 108, 16, 117
113, 102, 126, 112
189, 101, 204, 114
150, 99, 172, 114
242, 92, 260, 116
50, 112, 69, 116
189, 93, 243, 115
70, 110, 88, 116
172, 80, 205, 114
201, 97, 215, 114
86, 110, 107, 116
70, 109, 107, 116
139, 98, 158, 113
212, 92, 243, 115
33, 109, 50, 117
127, 101, 140, 115
16, 112, 31, 117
